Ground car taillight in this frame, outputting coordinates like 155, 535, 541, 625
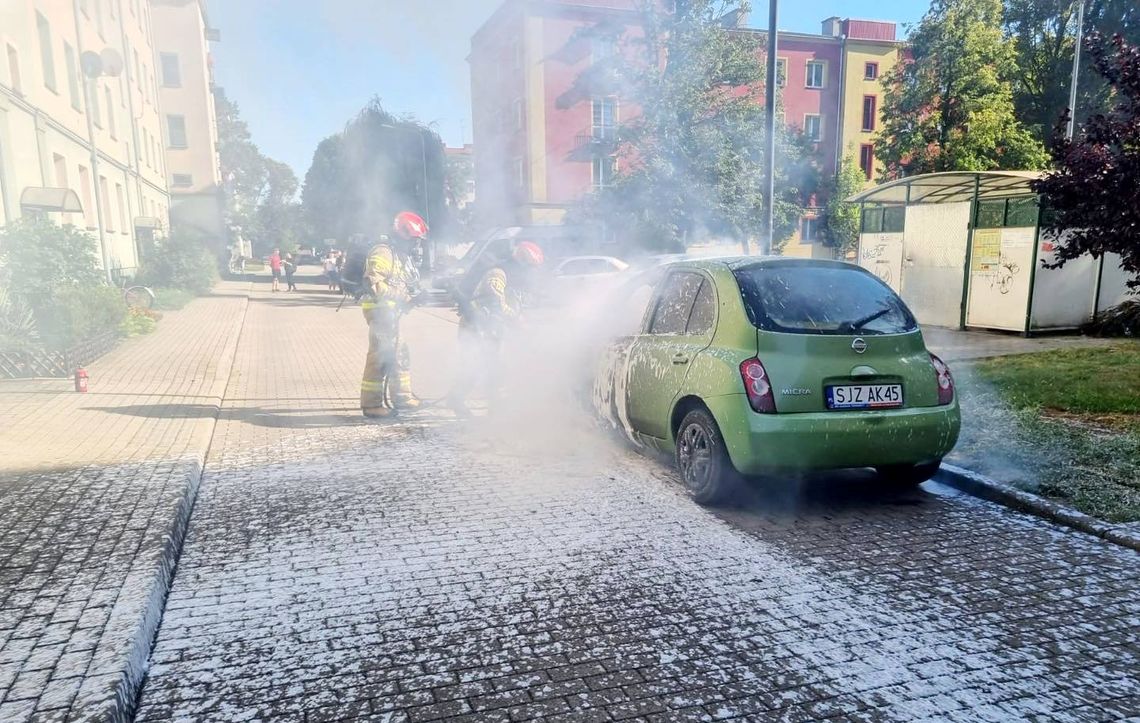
930, 353, 954, 405
740, 358, 777, 414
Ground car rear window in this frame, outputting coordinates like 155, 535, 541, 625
733, 264, 917, 335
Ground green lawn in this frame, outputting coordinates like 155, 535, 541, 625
975, 343, 1140, 418
963, 343, 1140, 523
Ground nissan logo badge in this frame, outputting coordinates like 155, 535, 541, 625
851, 337, 868, 354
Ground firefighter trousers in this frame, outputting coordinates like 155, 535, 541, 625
361, 305, 415, 412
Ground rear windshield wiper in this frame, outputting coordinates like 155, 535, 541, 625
839, 305, 892, 334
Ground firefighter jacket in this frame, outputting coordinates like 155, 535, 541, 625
471, 267, 520, 320
362, 243, 417, 312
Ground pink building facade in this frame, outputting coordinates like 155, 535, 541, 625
469, 0, 898, 254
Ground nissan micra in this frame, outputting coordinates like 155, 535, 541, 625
591, 257, 961, 505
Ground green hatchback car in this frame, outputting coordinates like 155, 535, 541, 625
591, 257, 961, 504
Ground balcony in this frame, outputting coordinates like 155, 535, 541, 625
574, 126, 619, 152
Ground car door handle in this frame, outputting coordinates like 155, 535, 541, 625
672, 353, 690, 365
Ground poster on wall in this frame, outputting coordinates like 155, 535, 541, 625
971, 229, 1001, 272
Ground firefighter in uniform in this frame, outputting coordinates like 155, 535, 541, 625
448, 241, 545, 417
360, 211, 427, 418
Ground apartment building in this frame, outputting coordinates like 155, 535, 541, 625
0, 0, 171, 277
152, 0, 223, 241
469, 0, 901, 256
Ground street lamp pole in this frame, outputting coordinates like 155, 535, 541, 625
761, 0, 779, 256
73, 1, 112, 283
1066, 0, 1086, 140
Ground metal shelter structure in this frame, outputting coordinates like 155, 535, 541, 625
846, 171, 1129, 334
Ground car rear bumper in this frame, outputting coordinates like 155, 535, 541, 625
704, 394, 961, 475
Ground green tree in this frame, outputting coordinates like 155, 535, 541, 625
879, 0, 1049, 178
822, 155, 866, 255
301, 99, 448, 245
567, 0, 817, 252
214, 87, 303, 256
1031, 33, 1140, 288
1005, 0, 1140, 144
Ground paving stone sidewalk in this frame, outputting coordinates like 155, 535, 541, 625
0, 281, 250, 722
136, 285, 1139, 722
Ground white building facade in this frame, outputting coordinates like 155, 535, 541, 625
152, 0, 223, 243
1, 0, 172, 278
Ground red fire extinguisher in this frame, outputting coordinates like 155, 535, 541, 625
74, 368, 88, 393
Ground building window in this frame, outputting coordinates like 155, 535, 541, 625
36, 12, 57, 92
514, 157, 525, 189
133, 49, 140, 87
592, 97, 616, 139
864, 62, 879, 80
53, 154, 69, 222
513, 98, 524, 130
862, 95, 877, 132
512, 40, 522, 71
801, 217, 818, 241
167, 114, 188, 148
591, 37, 615, 64
78, 165, 93, 227
7, 44, 22, 95
775, 58, 786, 87
115, 183, 127, 231
105, 88, 116, 138
805, 60, 825, 89
171, 173, 193, 188
99, 176, 113, 231
95, 0, 105, 37
859, 143, 874, 180
160, 52, 181, 87
64, 43, 81, 110
804, 114, 822, 142
592, 155, 615, 189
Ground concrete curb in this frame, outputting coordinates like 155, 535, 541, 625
937, 463, 1140, 553
83, 288, 252, 723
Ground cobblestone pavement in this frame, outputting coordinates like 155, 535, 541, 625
0, 282, 249, 722
135, 284, 1140, 722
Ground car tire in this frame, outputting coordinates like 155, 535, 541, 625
876, 460, 941, 488
675, 408, 740, 506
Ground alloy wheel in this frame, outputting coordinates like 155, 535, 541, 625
678, 423, 712, 491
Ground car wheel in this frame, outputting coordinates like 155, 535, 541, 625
876, 460, 941, 488
675, 408, 740, 506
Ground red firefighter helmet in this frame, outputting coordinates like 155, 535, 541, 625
392, 211, 429, 240
513, 241, 545, 266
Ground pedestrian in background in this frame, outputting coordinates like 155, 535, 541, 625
269, 248, 283, 292
284, 253, 298, 291
323, 252, 340, 291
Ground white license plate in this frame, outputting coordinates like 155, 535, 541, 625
826, 384, 903, 410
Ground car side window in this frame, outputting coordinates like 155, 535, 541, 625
557, 260, 587, 275
613, 279, 656, 336
685, 278, 717, 335
649, 272, 702, 335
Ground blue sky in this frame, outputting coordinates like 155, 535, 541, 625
209, 1, 926, 180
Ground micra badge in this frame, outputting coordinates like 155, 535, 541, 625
781, 388, 812, 396
851, 337, 868, 354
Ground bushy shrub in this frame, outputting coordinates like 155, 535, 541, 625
152, 287, 195, 310
37, 285, 127, 350
0, 285, 39, 352
1083, 298, 1140, 337
137, 231, 219, 294
120, 307, 158, 336
0, 217, 103, 301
